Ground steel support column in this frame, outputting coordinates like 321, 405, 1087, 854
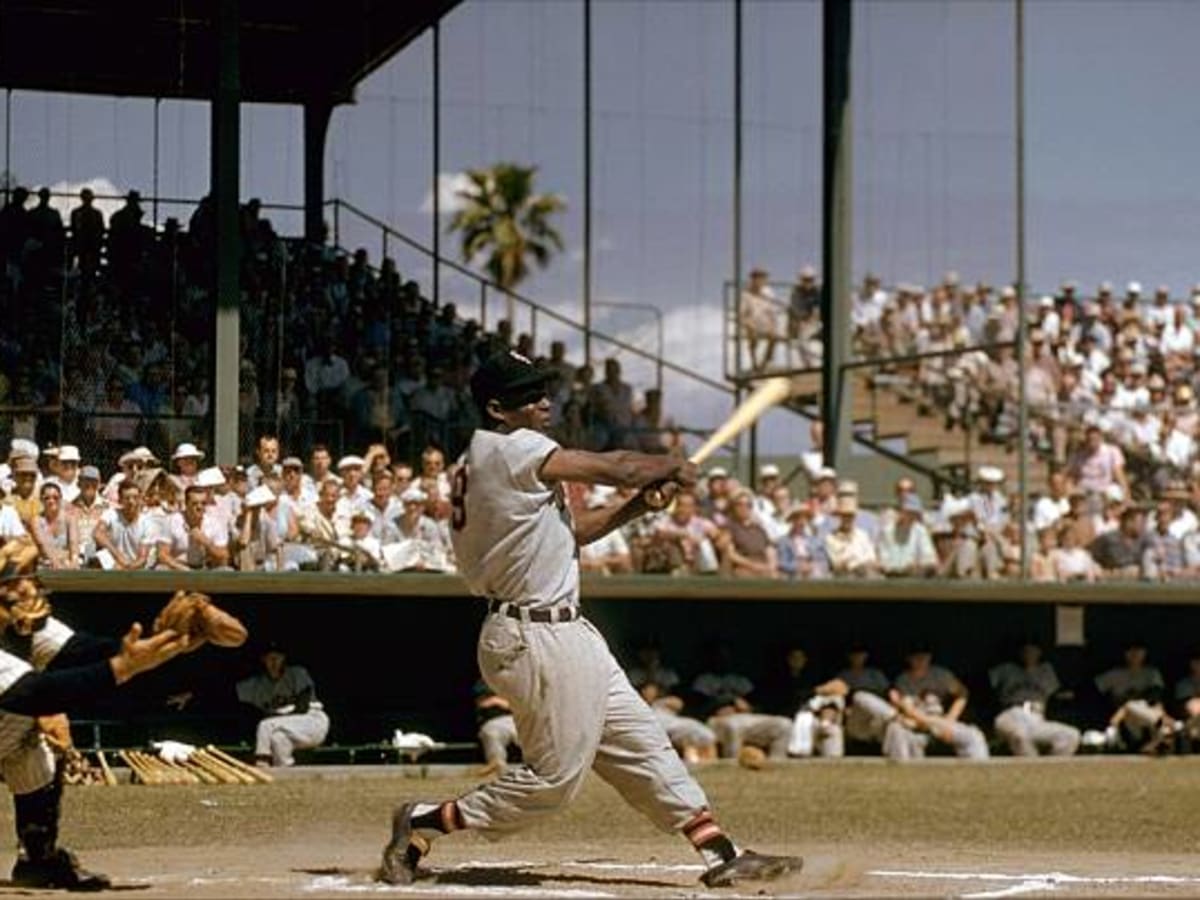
1015, 0, 1029, 577
212, 0, 241, 464
303, 100, 332, 244
432, 20, 442, 306
820, 0, 853, 472
583, 0, 593, 368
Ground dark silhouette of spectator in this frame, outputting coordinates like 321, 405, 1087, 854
0, 186, 31, 286
107, 190, 145, 289
69, 187, 105, 280
27, 188, 65, 282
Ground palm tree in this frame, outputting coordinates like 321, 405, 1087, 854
447, 163, 565, 329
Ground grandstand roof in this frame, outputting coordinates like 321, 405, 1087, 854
0, 0, 458, 104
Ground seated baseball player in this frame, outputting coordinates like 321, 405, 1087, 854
0, 560, 246, 890
626, 641, 717, 763
884, 644, 989, 760
814, 643, 894, 753
1095, 639, 1175, 753
760, 646, 843, 757
236, 643, 330, 767
691, 643, 792, 759
1173, 648, 1200, 751
474, 680, 519, 777
989, 639, 1080, 756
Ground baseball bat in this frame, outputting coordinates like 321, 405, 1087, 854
205, 745, 275, 784
191, 749, 255, 785
646, 376, 793, 506
95, 750, 118, 786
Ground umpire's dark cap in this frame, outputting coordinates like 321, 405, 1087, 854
471, 351, 549, 408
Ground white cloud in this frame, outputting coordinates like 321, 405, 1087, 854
420, 171, 473, 215
42, 177, 126, 226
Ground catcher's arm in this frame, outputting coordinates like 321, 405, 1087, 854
0, 625, 189, 714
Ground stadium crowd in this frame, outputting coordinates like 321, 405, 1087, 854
6, 184, 1200, 580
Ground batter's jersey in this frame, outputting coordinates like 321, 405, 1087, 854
989, 661, 1060, 707
451, 428, 578, 611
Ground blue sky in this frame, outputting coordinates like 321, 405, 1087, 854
4, 0, 1198, 449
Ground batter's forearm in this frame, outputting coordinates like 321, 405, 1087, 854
544, 448, 682, 491
575, 494, 652, 546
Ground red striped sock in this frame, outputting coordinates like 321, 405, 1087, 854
682, 810, 736, 864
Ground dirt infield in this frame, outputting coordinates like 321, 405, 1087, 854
7, 758, 1200, 898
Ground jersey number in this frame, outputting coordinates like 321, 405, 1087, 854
450, 466, 468, 530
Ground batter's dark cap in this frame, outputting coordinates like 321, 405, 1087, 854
470, 351, 549, 408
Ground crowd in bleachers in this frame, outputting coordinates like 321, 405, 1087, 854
739, 267, 1200, 582
8, 180, 1200, 581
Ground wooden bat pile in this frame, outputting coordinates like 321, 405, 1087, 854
62, 749, 119, 786
118, 746, 273, 785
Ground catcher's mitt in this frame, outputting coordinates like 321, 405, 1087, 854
152, 591, 248, 650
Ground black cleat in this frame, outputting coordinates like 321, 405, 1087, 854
378, 802, 429, 885
700, 849, 804, 888
12, 848, 112, 892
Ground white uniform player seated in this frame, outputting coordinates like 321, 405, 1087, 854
884, 646, 989, 760
1092, 641, 1176, 753
236, 644, 329, 767
989, 640, 1079, 757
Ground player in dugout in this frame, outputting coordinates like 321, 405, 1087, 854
378, 350, 803, 889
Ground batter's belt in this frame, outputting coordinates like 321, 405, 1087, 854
488, 599, 579, 624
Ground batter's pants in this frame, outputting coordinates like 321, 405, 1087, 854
993, 706, 1080, 756
255, 708, 329, 766
456, 614, 709, 837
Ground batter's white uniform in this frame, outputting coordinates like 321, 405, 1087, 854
450, 428, 709, 836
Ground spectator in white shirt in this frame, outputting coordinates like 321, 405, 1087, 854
156, 484, 230, 570
246, 435, 281, 489
93, 481, 156, 569
47, 444, 82, 503
580, 491, 633, 575
823, 495, 879, 578
359, 470, 402, 543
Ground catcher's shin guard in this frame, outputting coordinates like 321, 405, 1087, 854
12, 774, 110, 891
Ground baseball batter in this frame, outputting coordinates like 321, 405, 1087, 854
378, 351, 803, 888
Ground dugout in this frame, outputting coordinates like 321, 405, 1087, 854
39, 572, 1200, 752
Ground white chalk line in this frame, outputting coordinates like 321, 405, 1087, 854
871, 870, 1200, 885
962, 881, 1059, 900
302, 875, 617, 897
873, 869, 1200, 897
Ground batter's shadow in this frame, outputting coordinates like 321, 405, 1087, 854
430, 865, 679, 890
292, 864, 680, 890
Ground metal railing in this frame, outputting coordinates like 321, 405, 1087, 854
327, 198, 733, 399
